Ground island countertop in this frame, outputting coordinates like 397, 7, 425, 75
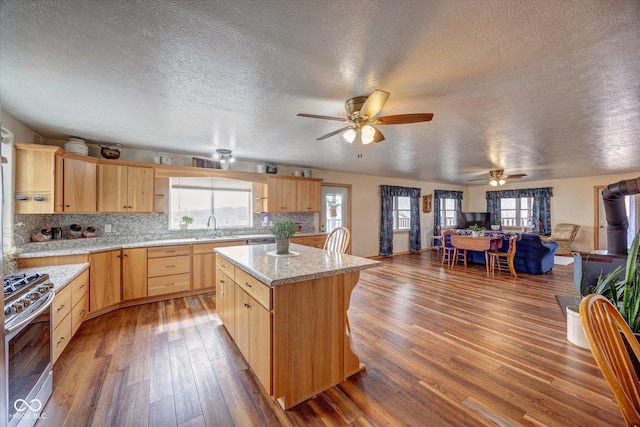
214, 243, 382, 286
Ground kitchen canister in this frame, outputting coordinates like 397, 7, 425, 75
293, 170, 302, 177
64, 138, 89, 156
256, 164, 267, 173
303, 169, 312, 177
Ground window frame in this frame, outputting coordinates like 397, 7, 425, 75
393, 196, 411, 231
439, 198, 459, 229
499, 197, 534, 227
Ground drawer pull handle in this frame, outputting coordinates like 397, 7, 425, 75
164, 250, 175, 253
34, 196, 45, 201
79, 310, 86, 315
57, 337, 66, 345
165, 264, 175, 268
244, 282, 252, 288
220, 278, 225, 284
57, 304, 65, 311
164, 283, 175, 287
244, 303, 251, 308
15, 195, 28, 201
78, 285, 85, 289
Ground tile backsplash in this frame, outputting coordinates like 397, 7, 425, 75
15, 212, 317, 251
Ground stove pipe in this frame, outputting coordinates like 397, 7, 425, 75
602, 176, 640, 255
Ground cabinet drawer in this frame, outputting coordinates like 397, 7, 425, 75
148, 273, 191, 296
235, 268, 271, 310
70, 269, 89, 306
215, 256, 235, 281
53, 285, 72, 328
147, 245, 191, 258
302, 235, 327, 248
148, 255, 191, 277
71, 293, 88, 336
53, 313, 72, 364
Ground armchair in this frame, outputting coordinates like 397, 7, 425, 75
542, 223, 580, 255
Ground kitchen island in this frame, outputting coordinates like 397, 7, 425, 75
214, 243, 382, 410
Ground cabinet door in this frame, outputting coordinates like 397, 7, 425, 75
127, 166, 154, 212
193, 252, 215, 290
297, 180, 321, 212
14, 148, 57, 213
89, 250, 122, 312
123, 248, 147, 300
217, 271, 235, 338
267, 178, 297, 212
97, 164, 128, 212
64, 158, 97, 212
250, 299, 272, 393
234, 285, 251, 360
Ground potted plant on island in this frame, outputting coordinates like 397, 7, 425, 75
468, 223, 485, 237
491, 217, 502, 231
180, 215, 193, 230
271, 218, 298, 254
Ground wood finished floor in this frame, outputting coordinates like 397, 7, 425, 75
37, 253, 624, 426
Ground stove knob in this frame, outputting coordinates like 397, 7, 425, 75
4, 306, 12, 316
14, 302, 25, 313
30, 291, 41, 299
22, 298, 31, 307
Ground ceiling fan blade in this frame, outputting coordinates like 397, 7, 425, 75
297, 113, 349, 122
360, 90, 390, 119
373, 126, 385, 143
504, 174, 527, 179
467, 177, 491, 182
316, 126, 354, 141
374, 113, 434, 125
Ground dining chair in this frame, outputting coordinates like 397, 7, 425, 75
441, 230, 457, 268
580, 294, 640, 427
488, 234, 518, 278
323, 226, 351, 254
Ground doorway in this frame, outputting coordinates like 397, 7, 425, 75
321, 184, 351, 234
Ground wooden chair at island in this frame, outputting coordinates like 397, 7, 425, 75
324, 226, 351, 254
488, 234, 518, 278
441, 230, 457, 268
580, 294, 640, 427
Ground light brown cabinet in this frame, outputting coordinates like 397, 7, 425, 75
52, 269, 89, 364
97, 164, 154, 213
296, 180, 321, 212
193, 241, 243, 291
63, 157, 97, 212
89, 250, 122, 312
123, 248, 148, 300
267, 177, 297, 212
147, 245, 192, 296
216, 256, 236, 338
14, 144, 63, 213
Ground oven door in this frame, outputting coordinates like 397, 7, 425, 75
5, 291, 54, 426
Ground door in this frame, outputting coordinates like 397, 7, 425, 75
64, 157, 96, 212
89, 250, 122, 312
127, 166, 154, 212
122, 248, 147, 300
321, 185, 350, 234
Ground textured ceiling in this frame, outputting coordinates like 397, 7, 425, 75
1, 0, 639, 185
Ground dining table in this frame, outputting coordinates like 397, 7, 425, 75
451, 234, 504, 275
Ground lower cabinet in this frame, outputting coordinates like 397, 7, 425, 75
52, 269, 89, 364
217, 255, 272, 393
147, 245, 192, 296
123, 247, 148, 300
89, 250, 122, 313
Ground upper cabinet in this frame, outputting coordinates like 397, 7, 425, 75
63, 157, 97, 213
267, 177, 297, 212
296, 180, 321, 212
266, 176, 322, 213
15, 144, 97, 213
14, 144, 62, 213
97, 164, 154, 213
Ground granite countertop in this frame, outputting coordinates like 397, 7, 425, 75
17, 232, 326, 259
16, 263, 90, 292
214, 243, 382, 286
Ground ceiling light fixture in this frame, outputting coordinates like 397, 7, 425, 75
490, 178, 507, 186
213, 148, 235, 164
343, 125, 376, 145
343, 129, 356, 143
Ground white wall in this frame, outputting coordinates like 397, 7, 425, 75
467, 172, 640, 253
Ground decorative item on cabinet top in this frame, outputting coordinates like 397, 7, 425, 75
100, 143, 122, 159
64, 137, 89, 155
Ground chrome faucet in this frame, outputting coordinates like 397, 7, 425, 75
207, 214, 218, 237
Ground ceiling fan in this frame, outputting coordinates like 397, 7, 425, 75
296, 90, 433, 145
468, 169, 527, 186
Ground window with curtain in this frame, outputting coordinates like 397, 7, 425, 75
486, 187, 553, 235
394, 196, 411, 230
433, 190, 463, 235
500, 197, 534, 227
380, 185, 421, 256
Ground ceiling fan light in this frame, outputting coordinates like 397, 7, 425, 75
361, 133, 374, 144
361, 124, 375, 138
490, 179, 498, 187
213, 152, 220, 160
498, 179, 506, 185
343, 128, 356, 143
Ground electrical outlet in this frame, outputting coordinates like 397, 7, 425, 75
104, 224, 112, 233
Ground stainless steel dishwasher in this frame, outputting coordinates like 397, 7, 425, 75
245, 237, 276, 245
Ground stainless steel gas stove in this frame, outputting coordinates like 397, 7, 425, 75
3, 272, 54, 427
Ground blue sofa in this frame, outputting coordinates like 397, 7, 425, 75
466, 233, 559, 274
